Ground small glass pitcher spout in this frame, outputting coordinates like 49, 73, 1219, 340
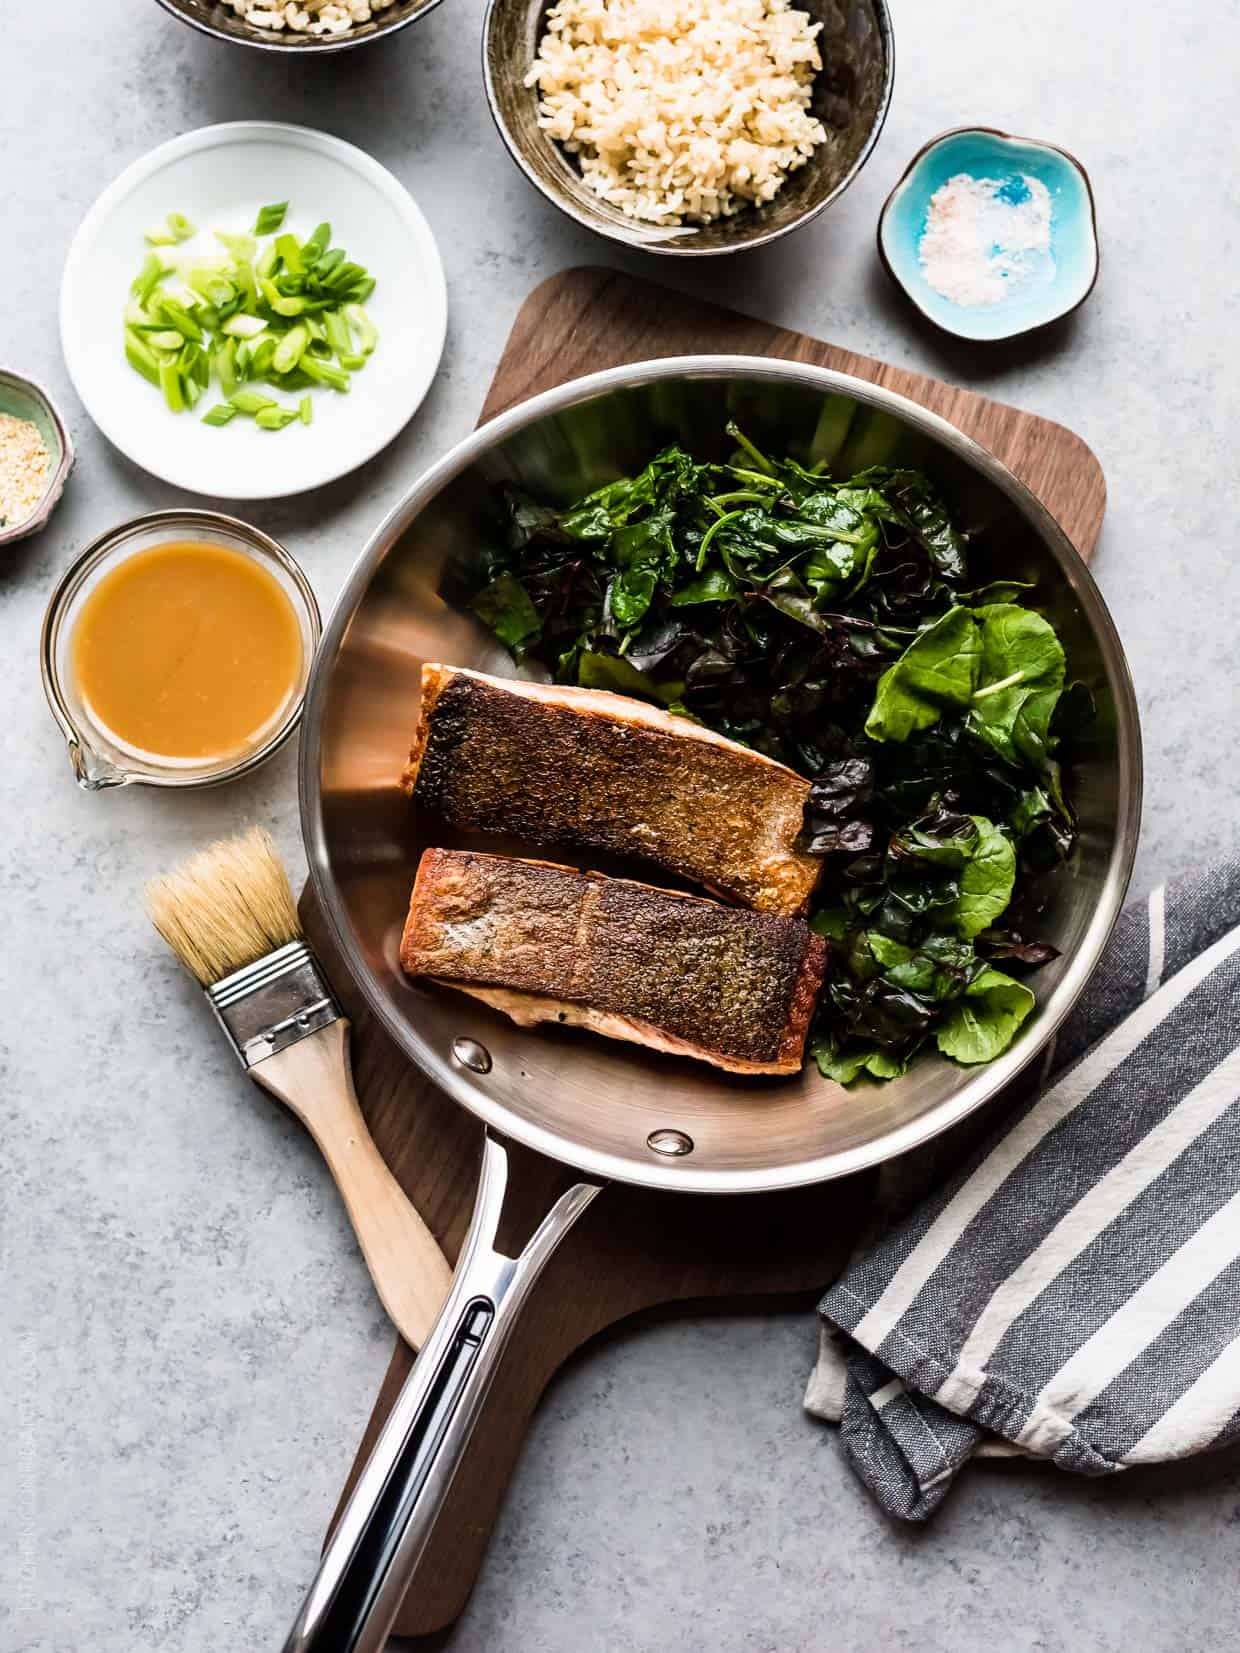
66, 733, 129, 792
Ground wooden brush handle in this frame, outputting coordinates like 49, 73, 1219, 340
253, 1019, 453, 1350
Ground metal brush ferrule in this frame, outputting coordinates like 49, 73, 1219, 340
206, 941, 342, 1071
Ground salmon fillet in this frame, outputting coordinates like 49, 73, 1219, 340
402, 665, 821, 917
400, 849, 826, 1076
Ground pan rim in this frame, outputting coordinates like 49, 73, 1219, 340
299, 355, 1142, 1194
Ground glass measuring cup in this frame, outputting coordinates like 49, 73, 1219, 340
41, 508, 321, 790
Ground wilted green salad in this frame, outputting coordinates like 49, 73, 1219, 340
461, 425, 1088, 1084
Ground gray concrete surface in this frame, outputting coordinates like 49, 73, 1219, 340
3, 1, 1239, 1649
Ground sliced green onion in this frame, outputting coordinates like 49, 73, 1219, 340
179, 341, 209, 389
131, 253, 168, 304
259, 277, 307, 317
323, 308, 352, 357
220, 312, 267, 339
234, 259, 259, 308
301, 222, 331, 264
145, 225, 177, 246
215, 339, 239, 398
343, 303, 378, 356
156, 296, 203, 343
125, 328, 163, 386
125, 199, 378, 429
322, 260, 364, 294
272, 324, 308, 375
274, 233, 304, 276
298, 355, 350, 392
159, 361, 186, 414
249, 338, 278, 379
216, 229, 257, 260
253, 201, 289, 235
229, 388, 277, 415
255, 404, 299, 431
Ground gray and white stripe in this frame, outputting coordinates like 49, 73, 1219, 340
812, 859, 1240, 1520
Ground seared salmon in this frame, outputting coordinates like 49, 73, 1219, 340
400, 849, 826, 1076
402, 665, 821, 916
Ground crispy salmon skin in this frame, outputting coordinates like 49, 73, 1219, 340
400, 849, 826, 1076
402, 665, 821, 916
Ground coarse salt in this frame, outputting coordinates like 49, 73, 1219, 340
918, 173, 1053, 308
0, 413, 50, 529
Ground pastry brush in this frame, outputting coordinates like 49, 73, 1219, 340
146, 825, 452, 1349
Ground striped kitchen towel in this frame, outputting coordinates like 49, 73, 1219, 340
808, 858, 1240, 1520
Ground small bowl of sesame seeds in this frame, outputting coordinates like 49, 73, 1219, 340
0, 370, 74, 548
152, 0, 446, 52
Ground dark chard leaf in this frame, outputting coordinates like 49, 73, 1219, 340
800, 818, 874, 857
936, 967, 1035, 1064
503, 486, 570, 550
865, 607, 980, 742
977, 931, 1061, 967
870, 930, 977, 1002
850, 466, 969, 582
889, 800, 979, 868
1053, 680, 1097, 739
806, 758, 875, 818
469, 573, 541, 653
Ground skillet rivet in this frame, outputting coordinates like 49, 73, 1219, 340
452, 1037, 492, 1075
647, 1128, 693, 1157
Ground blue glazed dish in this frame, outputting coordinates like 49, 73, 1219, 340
878, 127, 1099, 341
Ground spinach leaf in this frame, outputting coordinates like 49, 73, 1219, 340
577, 651, 681, 704
469, 573, 541, 653
936, 967, 1034, 1064
870, 931, 977, 1001
967, 603, 1065, 769
669, 568, 738, 605
865, 607, 980, 742
951, 815, 1017, 939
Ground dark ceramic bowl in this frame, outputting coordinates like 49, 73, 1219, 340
153, 0, 444, 52
483, 0, 894, 256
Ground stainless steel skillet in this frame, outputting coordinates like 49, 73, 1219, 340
287, 360, 1142, 1651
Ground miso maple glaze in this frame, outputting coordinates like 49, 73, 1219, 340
70, 539, 303, 762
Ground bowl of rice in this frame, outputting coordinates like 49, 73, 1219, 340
153, 0, 445, 51
483, 0, 893, 255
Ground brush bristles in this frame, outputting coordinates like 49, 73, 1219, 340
145, 825, 302, 986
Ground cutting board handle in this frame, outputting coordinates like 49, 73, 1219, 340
283, 1134, 602, 1653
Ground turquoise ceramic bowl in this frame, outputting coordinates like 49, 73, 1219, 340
878, 127, 1099, 341
0, 369, 74, 546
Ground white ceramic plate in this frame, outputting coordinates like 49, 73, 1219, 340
60, 122, 447, 500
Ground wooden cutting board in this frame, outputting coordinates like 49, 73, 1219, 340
310, 266, 1106, 1640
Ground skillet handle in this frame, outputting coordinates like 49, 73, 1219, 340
280, 1133, 601, 1653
